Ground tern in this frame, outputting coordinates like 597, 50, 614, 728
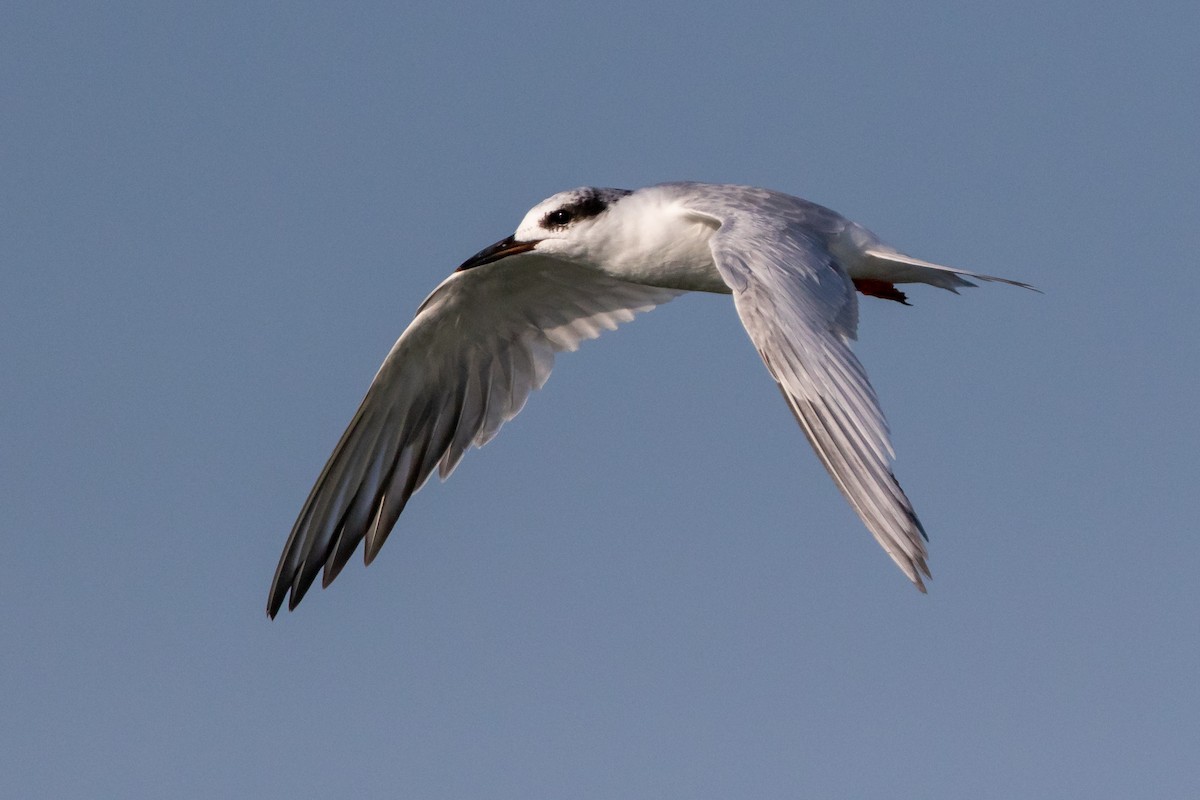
267, 182, 1033, 617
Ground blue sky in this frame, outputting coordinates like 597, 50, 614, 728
3, 2, 1198, 797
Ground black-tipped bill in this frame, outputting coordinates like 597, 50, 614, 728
455, 235, 537, 272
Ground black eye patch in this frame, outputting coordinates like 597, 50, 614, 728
539, 188, 632, 229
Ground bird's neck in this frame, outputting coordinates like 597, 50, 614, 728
589, 195, 730, 294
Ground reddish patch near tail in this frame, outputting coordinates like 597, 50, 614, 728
853, 279, 910, 305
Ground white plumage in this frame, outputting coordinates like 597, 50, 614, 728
268, 182, 1033, 617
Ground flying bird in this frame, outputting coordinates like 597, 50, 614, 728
268, 182, 1033, 617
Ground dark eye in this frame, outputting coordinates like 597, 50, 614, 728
544, 209, 573, 227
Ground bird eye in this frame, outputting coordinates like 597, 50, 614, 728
544, 209, 573, 227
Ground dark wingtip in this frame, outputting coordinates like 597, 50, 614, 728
912, 558, 932, 593
321, 557, 346, 589
287, 578, 312, 612
266, 579, 288, 619
913, 514, 929, 543
363, 536, 383, 566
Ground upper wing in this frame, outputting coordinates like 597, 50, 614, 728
694, 206, 931, 590
268, 257, 682, 616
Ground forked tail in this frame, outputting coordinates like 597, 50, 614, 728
862, 248, 1040, 294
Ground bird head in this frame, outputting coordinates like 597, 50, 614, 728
455, 187, 632, 272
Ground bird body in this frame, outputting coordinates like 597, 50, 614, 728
268, 182, 1033, 617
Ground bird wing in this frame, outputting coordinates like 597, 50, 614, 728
687, 202, 931, 590
268, 257, 681, 616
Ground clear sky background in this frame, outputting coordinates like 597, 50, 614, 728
4, 2, 1198, 797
